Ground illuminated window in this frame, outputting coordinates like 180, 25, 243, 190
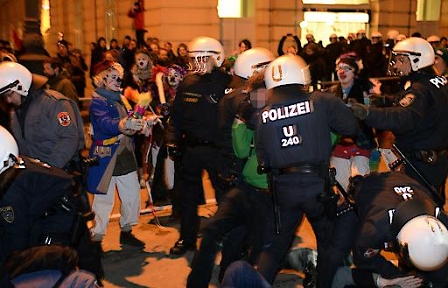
41, 0, 50, 35
302, 0, 368, 4
218, 0, 242, 18
302, 11, 369, 46
416, 0, 441, 21
218, 0, 254, 18
106, 0, 117, 41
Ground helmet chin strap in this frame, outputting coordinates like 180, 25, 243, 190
0, 79, 19, 95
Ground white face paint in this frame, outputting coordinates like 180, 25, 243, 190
104, 69, 122, 92
336, 64, 355, 86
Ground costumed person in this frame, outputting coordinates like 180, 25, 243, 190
123, 48, 154, 187
187, 47, 275, 288
87, 60, 146, 249
329, 52, 378, 191
165, 36, 232, 256
350, 37, 448, 206
333, 171, 448, 287
146, 63, 186, 208
254, 54, 359, 288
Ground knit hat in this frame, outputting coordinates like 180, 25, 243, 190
435, 47, 448, 64
336, 52, 363, 74
92, 60, 114, 76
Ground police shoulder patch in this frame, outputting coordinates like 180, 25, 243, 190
0, 206, 14, 223
57, 111, 71, 126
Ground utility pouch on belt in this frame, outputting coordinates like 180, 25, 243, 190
317, 168, 339, 219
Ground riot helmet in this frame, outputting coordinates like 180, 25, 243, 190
397, 215, 448, 271
234, 47, 275, 79
0, 62, 32, 96
387, 37, 435, 76
264, 54, 311, 89
188, 36, 224, 74
0, 125, 19, 175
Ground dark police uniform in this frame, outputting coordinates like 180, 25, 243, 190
0, 157, 103, 283
351, 171, 448, 287
10, 89, 84, 170
165, 68, 231, 252
363, 72, 448, 204
255, 84, 359, 287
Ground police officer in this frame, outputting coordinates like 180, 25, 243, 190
165, 36, 232, 255
0, 62, 84, 170
255, 54, 360, 288
350, 37, 448, 206
187, 47, 275, 287
334, 171, 448, 287
0, 125, 103, 284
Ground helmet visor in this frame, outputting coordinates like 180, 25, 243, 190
387, 52, 413, 76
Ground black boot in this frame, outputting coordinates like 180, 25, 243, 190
169, 239, 196, 256
303, 261, 317, 288
120, 231, 145, 247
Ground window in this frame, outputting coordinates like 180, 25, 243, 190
416, 0, 441, 21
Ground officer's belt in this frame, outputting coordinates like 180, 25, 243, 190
278, 164, 326, 176
248, 183, 270, 194
94, 136, 120, 146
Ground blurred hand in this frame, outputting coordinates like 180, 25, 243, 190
349, 99, 369, 120
369, 78, 382, 94
377, 275, 423, 288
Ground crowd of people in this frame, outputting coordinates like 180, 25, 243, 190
0, 26, 448, 288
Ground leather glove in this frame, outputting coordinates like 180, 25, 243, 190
349, 99, 369, 120
167, 144, 182, 160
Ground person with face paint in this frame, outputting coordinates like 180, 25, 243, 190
350, 37, 448, 206
87, 60, 146, 249
329, 52, 378, 192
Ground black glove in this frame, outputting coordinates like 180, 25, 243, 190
167, 144, 182, 160
158, 103, 170, 117
236, 98, 254, 124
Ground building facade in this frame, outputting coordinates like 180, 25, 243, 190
1, 0, 448, 63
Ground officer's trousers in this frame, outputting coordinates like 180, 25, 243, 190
255, 173, 336, 288
178, 145, 219, 245
187, 182, 270, 288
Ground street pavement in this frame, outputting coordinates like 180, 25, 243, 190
99, 191, 315, 288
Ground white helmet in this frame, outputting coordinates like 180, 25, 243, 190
234, 47, 275, 79
397, 215, 448, 271
387, 29, 400, 40
188, 36, 225, 73
264, 54, 311, 89
371, 31, 383, 38
0, 62, 32, 96
427, 35, 441, 43
396, 34, 407, 42
0, 125, 19, 175
391, 37, 435, 72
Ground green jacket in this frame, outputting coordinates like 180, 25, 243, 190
232, 119, 268, 189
